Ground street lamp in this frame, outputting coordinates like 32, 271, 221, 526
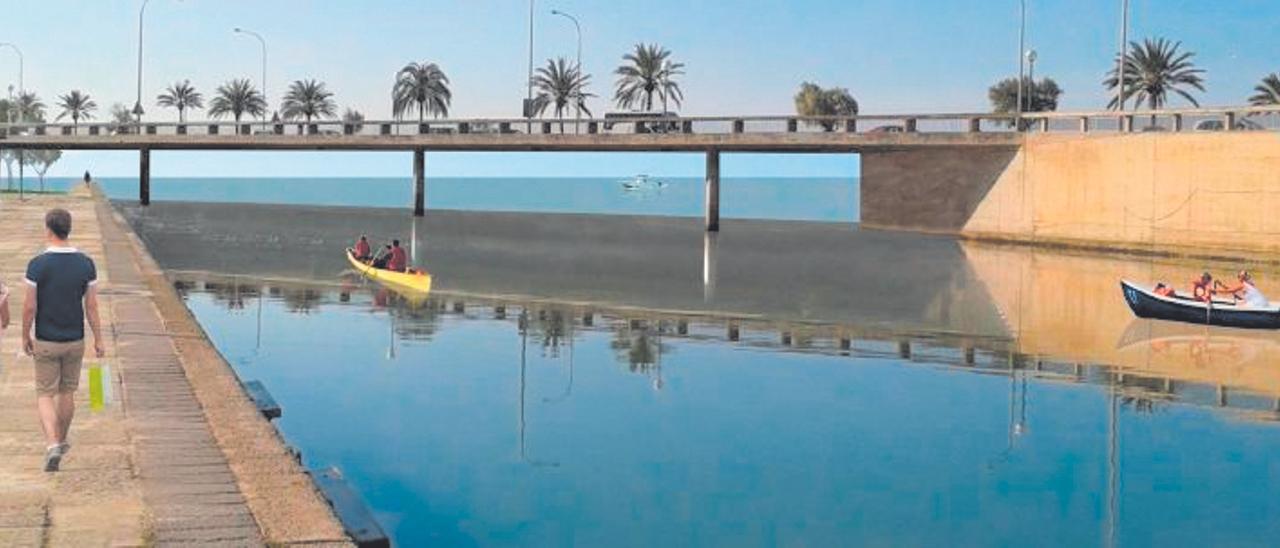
233, 27, 268, 125
1026, 49, 1037, 130
135, 0, 182, 123
135, 0, 152, 122
1, 43, 24, 198
1116, 0, 1130, 116
0, 42, 23, 124
1015, 0, 1026, 130
550, 9, 582, 132
525, 0, 535, 131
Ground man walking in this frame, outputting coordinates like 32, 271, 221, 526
21, 208, 104, 472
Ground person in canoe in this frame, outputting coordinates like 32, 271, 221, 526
1216, 270, 1270, 308
353, 235, 372, 261
1153, 282, 1177, 298
1190, 272, 1215, 303
387, 240, 408, 273
371, 244, 393, 269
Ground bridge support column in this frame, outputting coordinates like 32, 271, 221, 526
140, 148, 151, 206
704, 150, 720, 231
412, 149, 425, 217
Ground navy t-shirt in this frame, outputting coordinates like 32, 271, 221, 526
24, 248, 97, 342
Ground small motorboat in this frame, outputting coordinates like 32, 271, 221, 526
1119, 280, 1280, 329
346, 249, 432, 296
621, 174, 668, 192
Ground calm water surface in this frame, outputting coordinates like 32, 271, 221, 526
48, 176, 857, 222
129, 200, 1280, 547
181, 283, 1280, 547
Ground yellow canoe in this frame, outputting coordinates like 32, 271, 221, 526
346, 249, 433, 295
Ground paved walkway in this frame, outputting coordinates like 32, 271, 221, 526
0, 188, 147, 546
0, 188, 348, 546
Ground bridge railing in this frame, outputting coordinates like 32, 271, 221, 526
2, 106, 1279, 139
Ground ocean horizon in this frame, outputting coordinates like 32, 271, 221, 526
22, 175, 858, 222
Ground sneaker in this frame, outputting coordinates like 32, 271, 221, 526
57, 442, 70, 457
43, 445, 62, 472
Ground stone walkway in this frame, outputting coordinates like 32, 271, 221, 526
0, 188, 146, 546
0, 188, 348, 546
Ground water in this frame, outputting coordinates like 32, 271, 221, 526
46, 176, 857, 222
125, 203, 1280, 547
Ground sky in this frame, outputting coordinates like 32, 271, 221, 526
2, 0, 1277, 178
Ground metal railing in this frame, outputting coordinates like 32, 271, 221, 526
1, 105, 1278, 139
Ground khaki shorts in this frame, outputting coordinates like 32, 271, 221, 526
33, 339, 85, 396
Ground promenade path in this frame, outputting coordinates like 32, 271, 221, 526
0, 187, 347, 546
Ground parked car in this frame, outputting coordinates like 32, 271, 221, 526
869, 125, 904, 133
1194, 118, 1265, 132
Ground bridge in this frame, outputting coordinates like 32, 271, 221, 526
2, 106, 1277, 236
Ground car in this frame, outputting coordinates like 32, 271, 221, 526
869, 125, 904, 133
1194, 118, 1265, 132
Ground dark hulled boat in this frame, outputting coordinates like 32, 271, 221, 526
1120, 280, 1280, 330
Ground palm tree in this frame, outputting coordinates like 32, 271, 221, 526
1249, 73, 1280, 106
208, 79, 266, 123
15, 92, 45, 123
343, 108, 365, 134
55, 90, 97, 126
530, 57, 594, 133
1104, 37, 1205, 120
392, 62, 451, 122
614, 43, 684, 112
156, 80, 204, 123
280, 79, 337, 126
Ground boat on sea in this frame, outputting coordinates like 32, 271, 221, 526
1119, 280, 1280, 329
621, 174, 668, 191
346, 249, 432, 296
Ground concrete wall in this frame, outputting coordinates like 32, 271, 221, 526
860, 146, 1019, 232
863, 132, 1280, 257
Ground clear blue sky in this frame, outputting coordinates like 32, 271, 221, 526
3, 0, 1275, 178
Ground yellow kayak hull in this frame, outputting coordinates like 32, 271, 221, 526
346, 249, 433, 296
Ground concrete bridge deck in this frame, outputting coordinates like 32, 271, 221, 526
2, 106, 1277, 240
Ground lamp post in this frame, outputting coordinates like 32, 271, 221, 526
1116, 0, 1130, 130
1, 43, 24, 197
550, 9, 582, 133
1015, 0, 1026, 131
234, 27, 268, 127
0, 42, 23, 125
1026, 49, 1037, 130
134, 0, 152, 123
525, 0, 535, 132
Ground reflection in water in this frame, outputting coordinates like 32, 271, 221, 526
173, 272, 1280, 547
703, 231, 718, 302
146, 199, 1280, 546
962, 240, 1280, 400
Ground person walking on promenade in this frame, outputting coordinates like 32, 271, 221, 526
21, 208, 104, 472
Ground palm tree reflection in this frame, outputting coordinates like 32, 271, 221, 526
610, 320, 669, 390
